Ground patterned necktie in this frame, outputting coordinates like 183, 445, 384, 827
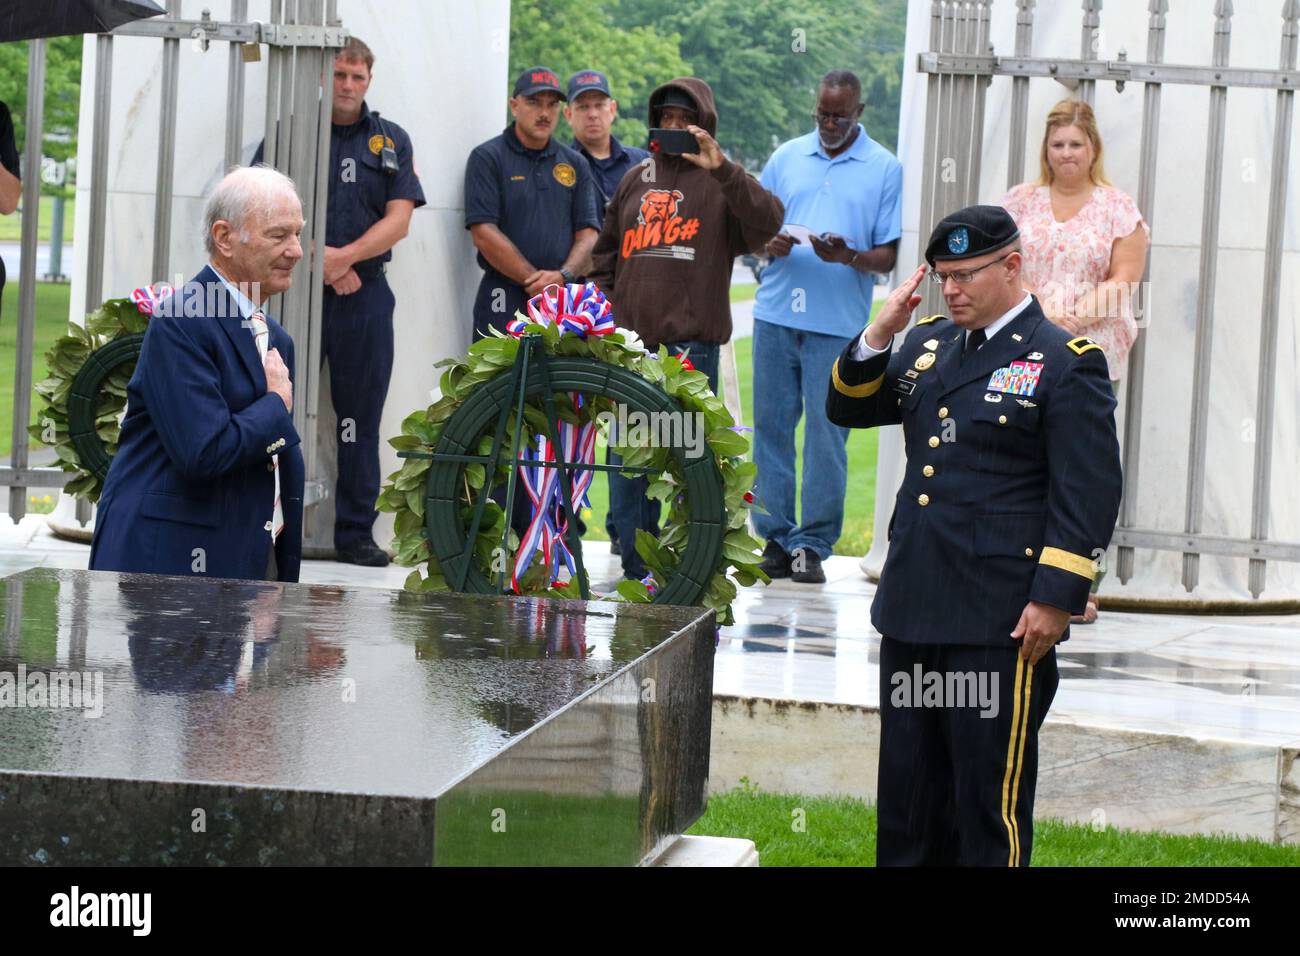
963, 327, 987, 360
248, 311, 284, 541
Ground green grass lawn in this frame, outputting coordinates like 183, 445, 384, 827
0, 195, 75, 244
0, 281, 70, 459
689, 784, 1300, 866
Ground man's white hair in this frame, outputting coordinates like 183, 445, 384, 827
202, 164, 300, 255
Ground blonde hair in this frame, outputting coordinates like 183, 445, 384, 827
1036, 98, 1112, 187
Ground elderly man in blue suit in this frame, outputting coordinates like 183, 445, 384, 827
90, 165, 306, 582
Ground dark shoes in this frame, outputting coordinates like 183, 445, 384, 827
760, 540, 791, 578
336, 540, 390, 567
790, 548, 826, 584
610, 538, 622, 556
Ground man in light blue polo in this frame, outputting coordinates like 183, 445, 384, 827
752, 69, 902, 583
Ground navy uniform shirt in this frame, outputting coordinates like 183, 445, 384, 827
826, 296, 1122, 648
573, 134, 650, 219
254, 102, 426, 276
464, 125, 601, 327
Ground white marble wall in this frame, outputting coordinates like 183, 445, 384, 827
68, 0, 510, 550
869, 0, 1300, 605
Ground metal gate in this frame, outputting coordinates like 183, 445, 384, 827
4, 0, 344, 541
915, 0, 1299, 599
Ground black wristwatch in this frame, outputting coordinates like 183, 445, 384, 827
560, 268, 575, 284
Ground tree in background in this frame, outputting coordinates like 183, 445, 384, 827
510, 0, 905, 169
509, 0, 691, 149
0, 37, 83, 200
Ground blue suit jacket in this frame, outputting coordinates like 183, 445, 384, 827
90, 265, 306, 582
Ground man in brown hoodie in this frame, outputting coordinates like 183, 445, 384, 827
590, 77, 784, 580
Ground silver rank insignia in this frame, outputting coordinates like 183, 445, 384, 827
1028, 351, 1044, 360
984, 392, 1003, 403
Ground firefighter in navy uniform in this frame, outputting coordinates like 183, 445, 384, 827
826, 205, 1122, 866
257, 37, 427, 566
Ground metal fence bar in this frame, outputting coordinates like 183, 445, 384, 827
9, 40, 47, 524
1247, 0, 1299, 597
224, 0, 249, 171
918, 1, 946, 316
84, 35, 113, 315
1113, 528, 1300, 563
1079, 0, 1102, 105
1181, 0, 1234, 591
302, 0, 336, 517
952, 3, 974, 215
918, 53, 1300, 90
967, 0, 993, 205
1007, 0, 1036, 189
1117, 0, 1168, 584
150, 0, 181, 284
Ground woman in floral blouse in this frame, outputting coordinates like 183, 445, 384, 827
1001, 98, 1150, 623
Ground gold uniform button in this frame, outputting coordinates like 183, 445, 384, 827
917, 494, 930, 506
922, 465, 934, 477
1025, 548, 1035, 557
264, 521, 273, 532
998, 415, 1008, 425
928, 436, 940, 448
267, 463, 276, 472
938, 406, 949, 418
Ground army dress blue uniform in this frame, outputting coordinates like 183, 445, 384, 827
826, 216, 1122, 865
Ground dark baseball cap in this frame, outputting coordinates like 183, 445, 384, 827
513, 66, 565, 99
567, 69, 611, 100
925, 204, 1020, 266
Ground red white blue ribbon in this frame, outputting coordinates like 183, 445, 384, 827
506, 283, 611, 591
130, 282, 174, 315
507, 282, 616, 338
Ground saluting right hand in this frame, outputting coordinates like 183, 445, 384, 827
265, 348, 293, 413
864, 264, 928, 350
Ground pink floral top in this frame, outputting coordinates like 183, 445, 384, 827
1000, 183, 1149, 380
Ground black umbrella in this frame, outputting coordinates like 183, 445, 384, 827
0, 0, 165, 43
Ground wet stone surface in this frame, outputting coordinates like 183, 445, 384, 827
0, 568, 715, 865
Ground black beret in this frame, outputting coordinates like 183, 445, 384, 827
925, 205, 1020, 266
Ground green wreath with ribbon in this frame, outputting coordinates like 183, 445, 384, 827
29, 289, 165, 502
378, 285, 768, 626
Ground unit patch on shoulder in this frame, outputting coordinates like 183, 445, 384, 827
915, 314, 945, 326
1067, 335, 1103, 356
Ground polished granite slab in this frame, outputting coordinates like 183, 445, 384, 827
0, 568, 715, 866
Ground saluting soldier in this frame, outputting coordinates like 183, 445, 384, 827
826, 205, 1122, 866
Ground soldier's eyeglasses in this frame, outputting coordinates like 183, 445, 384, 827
929, 252, 1014, 285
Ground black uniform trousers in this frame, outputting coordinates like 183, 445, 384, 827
876, 635, 1059, 867
322, 270, 396, 549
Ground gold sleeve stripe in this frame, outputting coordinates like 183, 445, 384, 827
1067, 335, 1103, 355
831, 358, 884, 398
1039, 546, 1096, 579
